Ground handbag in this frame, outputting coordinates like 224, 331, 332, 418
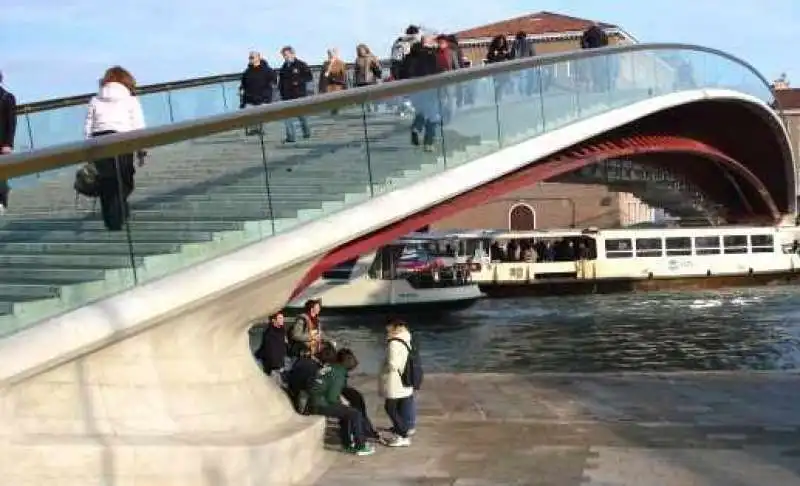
74, 162, 101, 198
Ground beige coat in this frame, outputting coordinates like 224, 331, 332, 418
378, 328, 414, 399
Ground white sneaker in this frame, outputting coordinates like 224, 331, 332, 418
383, 436, 411, 447
408, 428, 416, 437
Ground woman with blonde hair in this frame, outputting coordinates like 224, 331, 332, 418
355, 43, 383, 113
83, 66, 146, 231
319, 48, 347, 115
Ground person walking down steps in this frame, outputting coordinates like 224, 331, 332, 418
83, 66, 146, 231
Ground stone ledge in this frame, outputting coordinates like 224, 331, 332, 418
0, 414, 326, 485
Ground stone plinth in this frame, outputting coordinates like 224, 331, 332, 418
0, 257, 327, 485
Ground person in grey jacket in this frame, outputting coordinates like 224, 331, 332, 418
287, 299, 322, 357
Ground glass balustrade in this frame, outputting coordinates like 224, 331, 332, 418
0, 47, 777, 336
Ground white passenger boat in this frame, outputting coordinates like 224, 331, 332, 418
435, 226, 800, 296
287, 235, 484, 314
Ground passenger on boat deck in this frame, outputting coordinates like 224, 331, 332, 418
287, 299, 323, 357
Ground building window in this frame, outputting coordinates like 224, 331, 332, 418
508, 203, 536, 231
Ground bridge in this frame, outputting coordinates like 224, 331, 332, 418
0, 44, 794, 485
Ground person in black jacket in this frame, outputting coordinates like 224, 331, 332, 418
486, 35, 513, 101
239, 51, 276, 135
511, 31, 541, 96
0, 70, 16, 213
255, 311, 288, 379
278, 46, 313, 142
580, 23, 611, 92
404, 36, 445, 151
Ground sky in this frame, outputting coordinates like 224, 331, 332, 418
1, 0, 798, 103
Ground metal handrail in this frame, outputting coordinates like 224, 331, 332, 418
0, 43, 783, 181
14, 60, 388, 114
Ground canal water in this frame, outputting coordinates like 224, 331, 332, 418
315, 286, 800, 375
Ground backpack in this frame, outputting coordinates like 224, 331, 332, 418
74, 163, 101, 198
391, 38, 413, 62
389, 338, 424, 390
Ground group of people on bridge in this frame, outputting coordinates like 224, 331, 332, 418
0, 21, 613, 228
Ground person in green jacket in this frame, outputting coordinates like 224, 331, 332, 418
309, 347, 375, 456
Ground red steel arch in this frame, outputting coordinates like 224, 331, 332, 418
292, 133, 780, 297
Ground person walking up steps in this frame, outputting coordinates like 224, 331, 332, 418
278, 46, 313, 143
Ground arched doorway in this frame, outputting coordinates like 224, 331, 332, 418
508, 203, 536, 230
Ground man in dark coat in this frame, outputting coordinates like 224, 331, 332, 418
255, 311, 287, 377
0, 70, 17, 213
278, 46, 313, 142
239, 51, 276, 135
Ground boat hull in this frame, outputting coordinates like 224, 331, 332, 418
478, 270, 800, 297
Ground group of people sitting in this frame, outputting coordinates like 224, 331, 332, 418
254, 299, 422, 456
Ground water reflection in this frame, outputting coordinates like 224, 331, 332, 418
321, 286, 800, 374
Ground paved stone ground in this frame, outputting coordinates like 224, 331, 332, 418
311, 372, 800, 485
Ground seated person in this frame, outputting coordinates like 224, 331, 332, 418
308, 346, 375, 456
254, 311, 287, 377
337, 348, 379, 439
284, 343, 332, 414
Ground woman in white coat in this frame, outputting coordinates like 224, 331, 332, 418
379, 319, 414, 447
84, 66, 146, 231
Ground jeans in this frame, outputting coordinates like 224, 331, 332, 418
341, 386, 378, 437
384, 396, 413, 438
315, 403, 367, 448
410, 91, 441, 146
284, 116, 310, 141
405, 394, 417, 429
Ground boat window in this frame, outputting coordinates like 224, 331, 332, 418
750, 234, 774, 253
604, 238, 633, 259
322, 257, 359, 279
694, 236, 721, 255
723, 235, 748, 254
635, 238, 663, 258
665, 237, 692, 256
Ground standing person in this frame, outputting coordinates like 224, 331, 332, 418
287, 299, 322, 358
278, 46, 313, 143
83, 66, 146, 231
380, 319, 420, 447
0, 70, 16, 215
390, 25, 422, 81
580, 22, 611, 92
486, 35, 513, 101
404, 35, 444, 152
254, 311, 287, 381
354, 44, 383, 112
319, 48, 347, 115
510, 31, 538, 96
239, 51, 276, 135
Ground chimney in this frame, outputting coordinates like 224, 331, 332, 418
772, 73, 790, 90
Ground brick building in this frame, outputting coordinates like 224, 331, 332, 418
431, 12, 655, 232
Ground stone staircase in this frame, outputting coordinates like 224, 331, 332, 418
0, 87, 657, 334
